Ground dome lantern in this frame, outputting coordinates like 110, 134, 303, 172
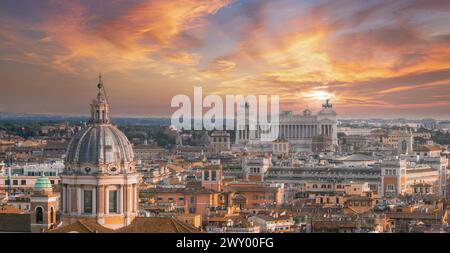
90, 73, 110, 124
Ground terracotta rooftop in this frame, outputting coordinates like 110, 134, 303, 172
116, 217, 199, 233
414, 145, 441, 152
225, 185, 279, 193
0, 204, 22, 214
47, 219, 115, 233
48, 217, 200, 233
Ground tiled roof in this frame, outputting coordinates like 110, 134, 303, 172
414, 145, 441, 152
0, 204, 22, 214
47, 219, 115, 233
48, 217, 200, 233
116, 217, 200, 233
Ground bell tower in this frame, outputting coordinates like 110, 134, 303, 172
398, 129, 413, 155
201, 165, 223, 192
30, 175, 58, 233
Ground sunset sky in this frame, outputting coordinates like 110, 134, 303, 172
1, 0, 450, 119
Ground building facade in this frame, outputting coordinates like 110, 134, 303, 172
235, 100, 337, 151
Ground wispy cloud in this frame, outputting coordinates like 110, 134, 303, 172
0, 0, 450, 118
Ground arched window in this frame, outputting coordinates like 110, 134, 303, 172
50, 207, 54, 223
36, 207, 43, 224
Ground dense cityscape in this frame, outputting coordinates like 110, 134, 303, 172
1, 0, 450, 241
1, 78, 450, 233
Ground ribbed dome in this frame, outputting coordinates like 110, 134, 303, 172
65, 124, 134, 165
34, 175, 52, 190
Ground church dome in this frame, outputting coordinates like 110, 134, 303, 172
34, 175, 52, 190
65, 124, 134, 165
64, 74, 135, 174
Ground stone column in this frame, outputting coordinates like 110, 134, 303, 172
127, 185, 132, 214
77, 187, 82, 215
67, 185, 71, 214
105, 187, 109, 214
116, 186, 120, 213
132, 184, 136, 213
134, 184, 138, 212
62, 184, 67, 213
119, 185, 124, 214
92, 187, 97, 215
98, 186, 105, 215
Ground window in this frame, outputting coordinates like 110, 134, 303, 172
84, 190, 93, 213
204, 171, 210, 181
179, 197, 184, 201
50, 180, 55, 185
4, 180, 8, 185
190, 196, 195, 203
109, 190, 117, 213
253, 195, 258, 200
36, 207, 43, 224
211, 171, 217, 181
168, 197, 174, 202
157, 197, 163, 201
21, 180, 26, 185
312, 184, 318, 189
189, 207, 196, 214
50, 207, 54, 223
13, 180, 18, 185
387, 184, 395, 192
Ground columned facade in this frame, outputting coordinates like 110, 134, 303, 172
235, 100, 338, 151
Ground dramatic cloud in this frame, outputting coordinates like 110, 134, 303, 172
0, 0, 450, 118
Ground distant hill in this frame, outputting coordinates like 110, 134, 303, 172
0, 112, 170, 126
